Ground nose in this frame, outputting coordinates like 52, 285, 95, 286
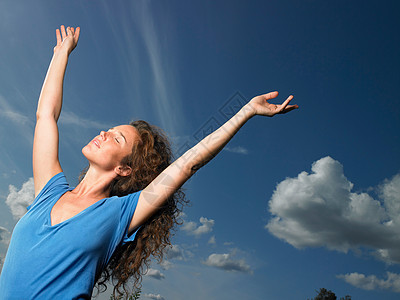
100, 131, 107, 140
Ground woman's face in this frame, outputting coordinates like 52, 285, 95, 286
82, 125, 140, 174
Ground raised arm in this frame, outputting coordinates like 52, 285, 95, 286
33, 25, 80, 197
129, 91, 298, 231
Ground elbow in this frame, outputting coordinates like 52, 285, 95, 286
36, 110, 58, 122
178, 161, 200, 178
190, 162, 204, 174
35, 110, 42, 121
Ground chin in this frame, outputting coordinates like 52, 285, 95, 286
82, 145, 91, 159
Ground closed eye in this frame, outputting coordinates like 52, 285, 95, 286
108, 128, 126, 144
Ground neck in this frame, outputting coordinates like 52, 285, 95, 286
73, 166, 116, 200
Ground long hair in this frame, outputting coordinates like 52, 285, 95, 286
91, 120, 187, 298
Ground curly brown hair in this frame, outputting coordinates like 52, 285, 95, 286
90, 120, 187, 298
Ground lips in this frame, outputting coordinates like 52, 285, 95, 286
93, 139, 100, 148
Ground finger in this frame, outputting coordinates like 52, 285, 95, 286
279, 95, 294, 110
67, 27, 73, 37
280, 104, 299, 114
75, 27, 81, 41
61, 25, 67, 40
56, 29, 62, 45
263, 91, 279, 100
70, 27, 75, 34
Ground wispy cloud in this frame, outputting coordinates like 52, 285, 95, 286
0, 110, 31, 125
266, 156, 400, 264
223, 146, 249, 155
182, 217, 214, 236
337, 272, 400, 293
0, 94, 34, 144
136, 2, 183, 136
203, 250, 252, 274
100, 1, 184, 137
0, 94, 33, 126
60, 111, 111, 129
6, 177, 34, 220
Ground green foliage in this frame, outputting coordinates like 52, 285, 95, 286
307, 288, 351, 300
109, 288, 141, 300
314, 288, 337, 300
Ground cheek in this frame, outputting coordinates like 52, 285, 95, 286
82, 145, 124, 170
101, 149, 125, 168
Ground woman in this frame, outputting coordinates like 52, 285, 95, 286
0, 25, 298, 299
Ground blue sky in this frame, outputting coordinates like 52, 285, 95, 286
0, 1, 399, 299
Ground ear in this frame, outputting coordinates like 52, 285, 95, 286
114, 165, 132, 177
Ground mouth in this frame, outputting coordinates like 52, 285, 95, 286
93, 139, 100, 148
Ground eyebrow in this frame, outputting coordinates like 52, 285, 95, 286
109, 128, 127, 143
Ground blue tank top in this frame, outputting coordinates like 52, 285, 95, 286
0, 173, 142, 299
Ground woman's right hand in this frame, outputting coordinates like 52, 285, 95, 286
53, 25, 80, 55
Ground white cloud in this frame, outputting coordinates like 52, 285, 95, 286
181, 221, 196, 232
337, 272, 400, 293
0, 226, 10, 246
203, 251, 252, 274
224, 146, 249, 155
166, 244, 184, 261
0, 94, 34, 143
60, 111, 111, 129
6, 177, 35, 219
102, 0, 183, 137
165, 244, 193, 262
0, 110, 31, 125
380, 174, 400, 224
208, 235, 216, 245
159, 260, 173, 270
143, 293, 165, 300
136, 2, 183, 136
0, 95, 33, 126
266, 156, 400, 263
182, 217, 214, 236
145, 268, 165, 280
0, 255, 4, 274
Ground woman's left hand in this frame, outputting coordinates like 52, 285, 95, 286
247, 91, 298, 117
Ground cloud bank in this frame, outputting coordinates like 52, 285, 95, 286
266, 156, 400, 264
6, 177, 35, 220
